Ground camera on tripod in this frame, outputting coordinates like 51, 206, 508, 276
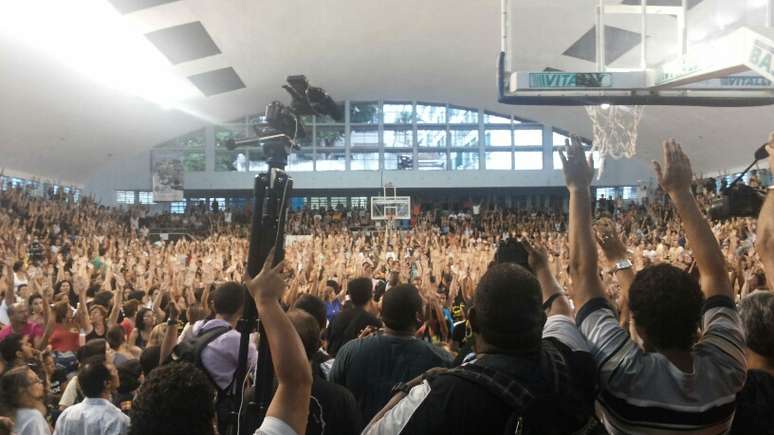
224, 75, 343, 153
226, 76, 342, 435
708, 143, 769, 220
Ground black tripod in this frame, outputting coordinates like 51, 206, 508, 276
226, 138, 294, 435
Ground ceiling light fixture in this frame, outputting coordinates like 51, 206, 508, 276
0, 0, 199, 108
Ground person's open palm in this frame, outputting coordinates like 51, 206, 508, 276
245, 248, 286, 304
653, 139, 692, 195
559, 135, 595, 190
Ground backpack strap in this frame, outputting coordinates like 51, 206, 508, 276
188, 324, 232, 392
441, 364, 535, 413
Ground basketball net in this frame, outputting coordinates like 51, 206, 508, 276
585, 105, 644, 178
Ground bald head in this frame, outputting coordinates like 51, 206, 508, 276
8, 302, 29, 324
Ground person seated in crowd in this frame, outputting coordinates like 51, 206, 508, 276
113, 359, 142, 414
138, 345, 161, 379
106, 325, 140, 366
365, 251, 597, 434
0, 366, 51, 435
0, 333, 37, 373
332, 284, 452, 424
118, 300, 138, 339
54, 356, 128, 435
287, 309, 361, 435
292, 294, 333, 378
326, 277, 381, 356
563, 137, 746, 433
0, 299, 51, 350
128, 307, 154, 349
58, 339, 110, 411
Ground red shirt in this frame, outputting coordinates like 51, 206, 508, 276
49, 323, 80, 353
120, 318, 134, 339
0, 321, 43, 342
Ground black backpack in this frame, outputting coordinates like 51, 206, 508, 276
425, 341, 600, 435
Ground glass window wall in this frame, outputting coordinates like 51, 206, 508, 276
485, 152, 512, 170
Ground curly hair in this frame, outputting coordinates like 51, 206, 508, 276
629, 264, 705, 351
129, 362, 216, 435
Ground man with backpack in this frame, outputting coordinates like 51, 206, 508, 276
160, 282, 257, 431
364, 251, 598, 434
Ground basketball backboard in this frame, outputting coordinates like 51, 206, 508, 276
371, 196, 411, 221
499, 0, 774, 106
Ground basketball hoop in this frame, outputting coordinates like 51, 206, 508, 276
585, 105, 644, 161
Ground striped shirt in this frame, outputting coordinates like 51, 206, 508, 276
576, 296, 747, 435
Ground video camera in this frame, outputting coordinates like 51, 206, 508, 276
224, 75, 343, 152
708, 143, 769, 220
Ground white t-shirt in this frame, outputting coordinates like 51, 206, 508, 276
15, 408, 51, 435
254, 416, 297, 435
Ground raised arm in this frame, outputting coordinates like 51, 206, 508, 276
75, 268, 92, 333
246, 250, 312, 435
3, 260, 15, 308
35, 291, 55, 350
594, 220, 635, 327
653, 139, 732, 299
108, 286, 124, 327
560, 136, 606, 310
159, 300, 179, 365
523, 239, 573, 317
756, 133, 774, 281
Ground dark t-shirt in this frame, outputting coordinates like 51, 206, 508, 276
330, 334, 452, 423
307, 374, 362, 435
391, 338, 597, 435
730, 369, 774, 434
326, 306, 381, 356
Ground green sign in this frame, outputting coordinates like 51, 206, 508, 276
750, 40, 774, 79
529, 73, 613, 89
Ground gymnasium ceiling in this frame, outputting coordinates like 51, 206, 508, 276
0, 0, 772, 185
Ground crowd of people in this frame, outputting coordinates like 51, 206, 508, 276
0, 134, 772, 435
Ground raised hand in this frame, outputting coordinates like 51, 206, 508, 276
559, 135, 595, 191
594, 218, 628, 266
245, 248, 287, 305
653, 139, 693, 196
522, 239, 548, 272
